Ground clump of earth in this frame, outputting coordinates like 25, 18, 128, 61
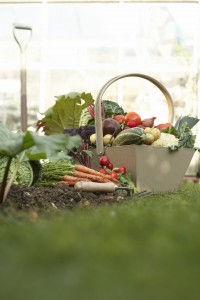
1, 184, 130, 212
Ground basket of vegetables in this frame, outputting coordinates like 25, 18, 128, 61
87, 73, 199, 192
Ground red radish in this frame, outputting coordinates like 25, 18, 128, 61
126, 120, 137, 128
116, 166, 127, 174
99, 168, 107, 174
107, 163, 114, 170
109, 171, 118, 179
99, 155, 110, 167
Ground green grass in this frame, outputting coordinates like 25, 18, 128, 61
0, 183, 200, 300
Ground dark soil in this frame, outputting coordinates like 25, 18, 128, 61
1, 176, 198, 213
1, 184, 129, 212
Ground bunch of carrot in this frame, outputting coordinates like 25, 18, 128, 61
58, 164, 119, 186
37, 160, 119, 187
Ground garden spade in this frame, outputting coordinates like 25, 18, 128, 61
74, 182, 154, 198
74, 181, 131, 196
13, 23, 32, 131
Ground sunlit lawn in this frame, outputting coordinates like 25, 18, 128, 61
0, 183, 200, 300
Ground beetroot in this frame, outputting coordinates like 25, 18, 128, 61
102, 118, 121, 137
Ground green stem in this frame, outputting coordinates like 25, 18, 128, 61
3, 160, 21, 203
0, 157, 13, 204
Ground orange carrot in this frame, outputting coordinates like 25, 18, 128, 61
63, 175, 91, 183
73, 171, 111, 183
74, 165, 120, 184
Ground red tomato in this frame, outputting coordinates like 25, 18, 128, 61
99, 168, 107, 174
113, 115, 125, 124
125, 112, 141, 126
107, 163, 114, 170
116, 166, 127, 174
99, 156, 110, 167
109, 171, 118, 179
126, 120, 137, 128
156, 123, 172, 131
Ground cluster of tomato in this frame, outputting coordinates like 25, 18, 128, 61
113, 111, 172, 131
113, 112, 141, 129
98, 155, 126, 179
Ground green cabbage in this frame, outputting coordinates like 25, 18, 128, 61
79, 100, 125, 126
79, 108, 95, 126
0, 155, 33, 187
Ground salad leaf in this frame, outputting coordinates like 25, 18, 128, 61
177, 122, 196, 148
175, 115, 199, 131
37, 92, 94, 135
164, 115, 199, 149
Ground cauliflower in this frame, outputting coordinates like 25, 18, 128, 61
152, 132, 178, 147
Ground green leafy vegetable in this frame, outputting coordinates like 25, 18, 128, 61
79, 107, 95, 126
0, 155, 33, 187
0, 123, 25, 157
178, 122, 196, 148
0, 122, 81, 203
24, 132, 81, 161
37, 92, 94, 135
175, 115, 199, 131
79, 100, 125, 126
161, 126, 179, 137
117, 172, 138, 193
0, 156, 33, 186
164, 115, 199, 150
175, 116, 199, 149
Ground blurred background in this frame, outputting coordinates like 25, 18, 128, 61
0, 0, 199, 174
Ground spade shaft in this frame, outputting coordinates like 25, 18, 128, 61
13, 23, 32, 131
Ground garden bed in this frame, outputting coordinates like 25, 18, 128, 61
1, 175, 199, 212
1, 183, 129, 211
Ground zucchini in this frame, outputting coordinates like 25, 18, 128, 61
112, 127, 146, 146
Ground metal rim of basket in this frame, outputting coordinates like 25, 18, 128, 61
94, 73, 174, 155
